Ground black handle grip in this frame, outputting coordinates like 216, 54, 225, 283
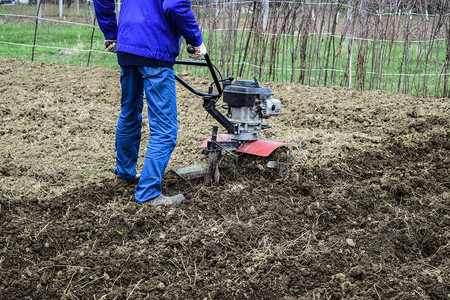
187, 45, 195, 54
105, 41, 113, 48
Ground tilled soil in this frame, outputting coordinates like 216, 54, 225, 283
0, 58, 449, 299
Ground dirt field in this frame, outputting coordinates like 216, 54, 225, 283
0, 58, 449, 299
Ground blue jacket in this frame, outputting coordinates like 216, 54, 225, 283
93, 0, 203, 64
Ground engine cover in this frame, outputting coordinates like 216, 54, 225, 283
223, 79, 273, 107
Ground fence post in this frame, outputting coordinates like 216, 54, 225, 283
59, 0, 63, 18
31, 0, 43, 62
37, 0, 42, 23
348, 39, 354, 88
445, 24, 449, 98
262, 0, 269, 31
87, 1, 96, 67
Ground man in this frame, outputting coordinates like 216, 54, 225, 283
93, 0, 206, 205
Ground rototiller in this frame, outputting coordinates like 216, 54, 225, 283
174, 47, 291, 185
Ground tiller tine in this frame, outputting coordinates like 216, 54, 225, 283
174, 127, 224, 186
265, 149, 292, 179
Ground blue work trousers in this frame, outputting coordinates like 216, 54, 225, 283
115, 66, 178, 203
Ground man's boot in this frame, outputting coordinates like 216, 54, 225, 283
148, 194, 185, 205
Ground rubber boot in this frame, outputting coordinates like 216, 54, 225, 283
149, 194, 185, 206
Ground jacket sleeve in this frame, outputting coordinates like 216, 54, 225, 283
163, 0, 203, 47
93, 0, 118, 40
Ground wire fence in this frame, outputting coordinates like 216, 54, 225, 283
0, 0, 448, 97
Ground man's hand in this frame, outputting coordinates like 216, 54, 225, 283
104, 40, 117, 53
188, 43, 207, 60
